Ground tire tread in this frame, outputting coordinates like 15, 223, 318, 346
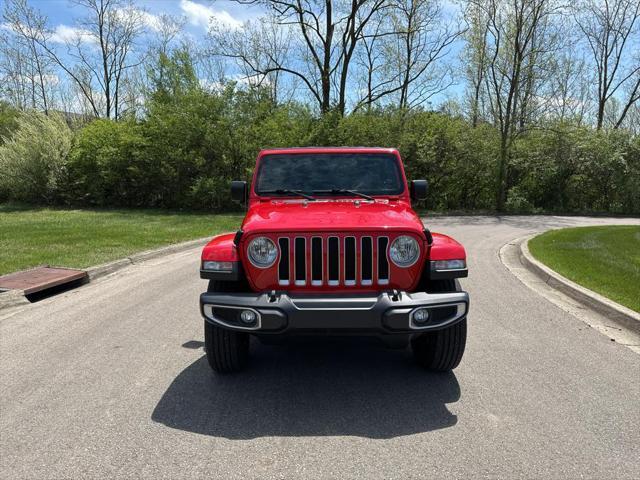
412, 279, 467, 372
204, 280, 250, 373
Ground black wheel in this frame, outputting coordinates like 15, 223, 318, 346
204, 280, 250, 373
411, 279, 467, 372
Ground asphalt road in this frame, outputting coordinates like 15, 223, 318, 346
1, 216, 639, 479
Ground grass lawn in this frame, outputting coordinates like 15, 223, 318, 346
0, 204, 242, 275
529, 226, 640, 312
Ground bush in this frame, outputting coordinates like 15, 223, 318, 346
0, 111, 73, 203
398, 111, 498, 211
0, 49, 637, 215
505, 186, 538, 213
0, 101, 20, 145
67, 119, 150, 207
568, 129, 635, 213
509, 126, 639, 214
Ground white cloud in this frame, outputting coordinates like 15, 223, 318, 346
200, 73, 271, 92
139, 11, 163, 31
199, 78, 223, 92
180, 0, 242, 30
117, 8, 163, 32
42, 73, 60, 86
49, 24, 93, 44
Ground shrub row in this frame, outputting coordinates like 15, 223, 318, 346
1, 91, 638, 214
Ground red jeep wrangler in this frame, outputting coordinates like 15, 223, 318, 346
199, 147, 469, 373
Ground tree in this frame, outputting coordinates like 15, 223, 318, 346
216, 0, 389, 115
209, 15, 293, 104
546, 52, 590, 125
576, 0, 640, 130
352, 9, 388, 112
147, 49, 200, 104
0, 27, 30, 110
353, 0, 463, 111
387, 0, 463, 109
463, 0, 490, 127
28, 0, 145, 119
1, 0, 54, 113
470, 0, 560, 210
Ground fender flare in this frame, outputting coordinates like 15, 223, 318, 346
428, 232, 467, 261
201, 233, 240, 262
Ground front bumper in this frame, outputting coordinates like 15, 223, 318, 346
199, 289, 469, 334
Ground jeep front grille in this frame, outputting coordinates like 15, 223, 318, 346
277, 235, 390, 287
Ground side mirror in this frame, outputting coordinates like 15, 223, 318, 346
231, 180, 247, 203
410, 179, 428, 201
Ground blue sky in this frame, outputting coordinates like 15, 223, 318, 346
35, 0, 262, 39
17, 0, 466, 109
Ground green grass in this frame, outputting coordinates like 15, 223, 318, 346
529, 226, 640, 312
0, 204, 242, 275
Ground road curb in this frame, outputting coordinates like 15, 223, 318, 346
519, 234, 640, 333
87, 237, 209, 281
0, 289, 31, 310
1, 237, 210, 314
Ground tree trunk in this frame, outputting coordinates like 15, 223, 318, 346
596, 99, 605, 130
496, 135, 509, 211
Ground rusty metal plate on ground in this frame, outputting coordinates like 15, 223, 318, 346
0, 267, 87, 295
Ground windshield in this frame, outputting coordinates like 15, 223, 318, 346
255, 153, 404, 196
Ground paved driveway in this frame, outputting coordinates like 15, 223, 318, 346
1, 216, 639, 479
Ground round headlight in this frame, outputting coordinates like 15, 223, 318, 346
389, 235, 420, 267
247, 237, 278, 268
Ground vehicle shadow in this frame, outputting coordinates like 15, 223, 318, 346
152, 338, 461, 439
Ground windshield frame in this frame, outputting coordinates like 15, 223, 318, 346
253, 151, 407, 199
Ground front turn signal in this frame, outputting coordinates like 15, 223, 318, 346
431, 259, 466, 271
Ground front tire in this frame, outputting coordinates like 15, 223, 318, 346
204, 321, 249, 373
411, 279, 467, 372
204, 280, 250, 373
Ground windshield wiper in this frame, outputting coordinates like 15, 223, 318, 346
313, 189, 374, 201
260, 189, 316, 201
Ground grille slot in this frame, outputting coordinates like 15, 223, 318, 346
328, 237, 340, 285
294, 237, 306, 285
361, 237, 373, 285
278, 238, 289, 285
345, 237, 356, 285
311, 237, 323, 285
378, 237, 389, 284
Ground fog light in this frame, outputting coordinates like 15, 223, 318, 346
412, 308, 430, 324
239, 310, 257, 325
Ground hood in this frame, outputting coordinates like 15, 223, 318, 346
241, 199, 424, 235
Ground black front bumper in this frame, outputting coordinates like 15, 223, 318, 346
199, 289, 469, 335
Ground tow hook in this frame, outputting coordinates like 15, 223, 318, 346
391, 289, 401, 301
